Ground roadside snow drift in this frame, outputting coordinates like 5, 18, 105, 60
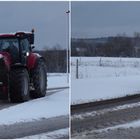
72, 57, 140, 104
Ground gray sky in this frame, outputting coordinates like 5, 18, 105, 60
0, 1, 69, 50
72, 2, 140, 38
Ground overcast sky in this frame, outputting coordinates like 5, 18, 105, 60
72, 2, 140, 38
0, 1, 69, 50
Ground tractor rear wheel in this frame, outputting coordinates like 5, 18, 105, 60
31, 59, 47, 98
9, 68, 30, 102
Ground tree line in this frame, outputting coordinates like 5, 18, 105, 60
72, 33, 140, 57
34, 49, 67, 73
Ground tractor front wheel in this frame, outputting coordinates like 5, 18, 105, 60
31, 59, 47, 98
9, 68, 30, 102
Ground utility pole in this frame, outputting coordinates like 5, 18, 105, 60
66, 9, 70, 84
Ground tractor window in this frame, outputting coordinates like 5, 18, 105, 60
20, 39, 30, 52
0, 38, 19, 63
0, 39, 19, 52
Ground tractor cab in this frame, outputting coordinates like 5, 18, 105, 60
0, 29, 47, 102
0, 29, 34, 64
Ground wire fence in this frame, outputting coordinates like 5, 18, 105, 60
71, 57, 140, 79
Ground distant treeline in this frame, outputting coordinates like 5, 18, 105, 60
72, 34, 140, 57
34, 50, 67, 73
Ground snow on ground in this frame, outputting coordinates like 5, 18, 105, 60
72, 75, 140, 104
0, 89, 69, 125
71, 57, 140, 79
72, 57, 140, 104
48, 73, 69, 88
96, 120, 140, 133
21, 128, 69, 139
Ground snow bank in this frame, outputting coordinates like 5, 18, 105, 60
0, 89, 69, 125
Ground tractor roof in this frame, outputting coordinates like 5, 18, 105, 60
0, 30, 34, 44
0, 31, 33, 38
0, 33, 15, 38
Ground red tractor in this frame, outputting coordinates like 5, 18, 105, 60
0, 29, 47, 102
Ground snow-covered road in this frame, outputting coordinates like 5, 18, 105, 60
0, 88, 69, 125
0, 73, 69, 125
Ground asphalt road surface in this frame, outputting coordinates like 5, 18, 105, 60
71, 94, 140, 139
0, 115, 69, 139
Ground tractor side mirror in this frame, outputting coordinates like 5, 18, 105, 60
31, 45, 35, 49
29, 45, 35, 51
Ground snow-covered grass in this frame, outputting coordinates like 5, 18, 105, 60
21, 128, 69, 139
0, 89, 69, 125
71, 57, 140, 104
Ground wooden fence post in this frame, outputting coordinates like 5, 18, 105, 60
99, 57, 102, 66
76, 59, 79, 79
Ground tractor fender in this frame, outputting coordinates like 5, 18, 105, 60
27, 53, 44, 70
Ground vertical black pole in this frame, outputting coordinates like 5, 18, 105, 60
76, 59, 79, 79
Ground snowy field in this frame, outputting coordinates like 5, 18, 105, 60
48, 73, 69, 88
71, 57, 140, 79
71, 57, 140, 104
0, 73, 69, 125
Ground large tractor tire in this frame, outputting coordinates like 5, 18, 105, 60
9, 68, 30, 102
31, 59, 47, 98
